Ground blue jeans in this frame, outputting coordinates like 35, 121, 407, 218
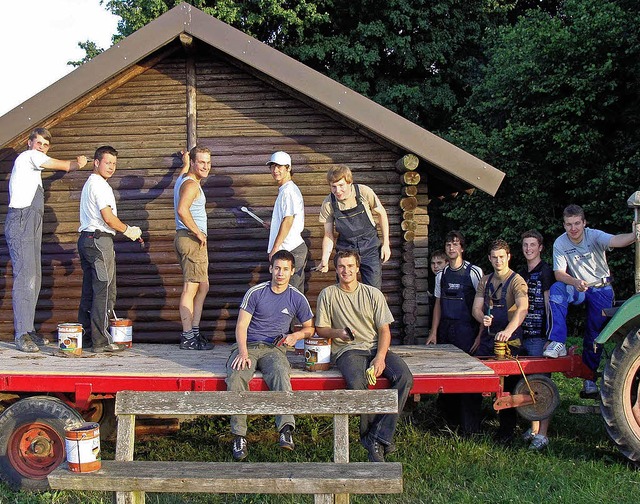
523, 337, 546, 357
287, 242, 308, 292
226, 343, 294, 436
548, 282, 613, 371
336, 349, 413, 446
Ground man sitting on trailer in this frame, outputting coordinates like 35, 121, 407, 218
472, 239, 529, 443
315, 250, 413, 462
543, 204, 636, 396
226, 250, 314, 461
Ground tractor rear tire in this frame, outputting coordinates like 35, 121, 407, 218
601, 328, 640, 463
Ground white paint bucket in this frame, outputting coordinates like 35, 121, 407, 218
109, 318, 133, 347
58, 323, 83, 355
65, 422, 101, 473
304, 337, 331, 371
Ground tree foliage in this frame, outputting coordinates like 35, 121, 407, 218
440, 0, 639, 293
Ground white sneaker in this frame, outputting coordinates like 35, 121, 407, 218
582, 379, 599, 396
543, 341, 567, 358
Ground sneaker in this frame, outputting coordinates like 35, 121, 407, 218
543, 341, 567, 358
232, 435, 248, 461
384, 442, 397, 456
522, 428, 536, 443
93, 343, 125, 353
529, 434, 549, 451
279, 427, 295, 451
362, 434, 385, 462
582, 379, 599, 397
197, 334, 214, 351
180, 333, 200, 350
28, 331, 50, 346
16, 334, 39, 353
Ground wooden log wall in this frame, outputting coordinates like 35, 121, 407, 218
0, 46, 414, 344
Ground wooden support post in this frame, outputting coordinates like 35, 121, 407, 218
115, 415, 144, 504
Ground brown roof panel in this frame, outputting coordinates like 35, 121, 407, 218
0, 2, 504, 195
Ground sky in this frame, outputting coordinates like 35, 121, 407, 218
0, 0, 120, 116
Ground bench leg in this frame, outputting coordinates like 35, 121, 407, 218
114, 415, 146, 504
114, 491, 145, 504
333, 415, 350, 504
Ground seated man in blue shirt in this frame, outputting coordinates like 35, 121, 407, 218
226, 250, 314, 461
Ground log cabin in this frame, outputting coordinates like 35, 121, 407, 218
0, 3, 504, 344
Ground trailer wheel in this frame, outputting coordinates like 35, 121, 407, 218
601, 328, 640, 463
0, 396, 84, 490
83, 399, 116, 441
513, 374, 560, 421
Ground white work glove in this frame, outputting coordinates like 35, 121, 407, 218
123, 225, 142, 241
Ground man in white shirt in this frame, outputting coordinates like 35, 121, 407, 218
265, 151, 307, 292
543, 204, 635, 395
5, 127, 87, 353
77, 146, 142, 352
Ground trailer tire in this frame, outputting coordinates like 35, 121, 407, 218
513, 374, 560, 421
0, 396, 84, 490
601, 328, 640, 463
83, 398, 116, 441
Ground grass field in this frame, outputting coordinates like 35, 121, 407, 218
1, 338, 639, 503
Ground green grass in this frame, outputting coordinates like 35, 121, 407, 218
2, 337, 639, 503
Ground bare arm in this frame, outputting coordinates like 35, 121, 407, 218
370, 324, 391, 377
609, 223, 636, 248
314, 221, 335, 273
472, 296, 486, 325
554, 269, 586, 291
178, 150, 190, 177
495, 295, 528, 342
373, 204, 391, 263
268, 215, 294, 260
177, 179, 207, 247
283, 319, 315, 347
426, 297, 441, 344
100, 207, 129, 233
232, 309, 252, 370
42, 156, 87, 172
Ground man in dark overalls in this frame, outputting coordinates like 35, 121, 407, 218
473, 239, 529, 442
315, 165, 390, 289
426, 231, 483, 434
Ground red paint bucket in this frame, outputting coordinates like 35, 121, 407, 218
109, 318, 133, 347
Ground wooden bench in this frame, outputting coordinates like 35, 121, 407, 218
48, 389, 403, 504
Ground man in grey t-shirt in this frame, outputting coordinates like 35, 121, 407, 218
543, 204, 635, 395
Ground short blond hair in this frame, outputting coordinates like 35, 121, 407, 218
326, 165, 353, 184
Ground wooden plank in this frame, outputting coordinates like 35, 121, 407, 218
48, 461, 403, 494
0, 343, 495, 377
115, 390, 398, 416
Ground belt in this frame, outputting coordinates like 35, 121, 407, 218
81, 230, 114, 239
589, 276, 612, 289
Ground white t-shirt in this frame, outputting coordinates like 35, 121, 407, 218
79, 173, 118, 235
267, 180, 305, 252
8, 150, 51, 208
553, 228, 613, 284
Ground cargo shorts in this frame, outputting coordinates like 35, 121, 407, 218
174, 229, 209, 283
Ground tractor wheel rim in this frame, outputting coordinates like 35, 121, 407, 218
623, 356, 640, 438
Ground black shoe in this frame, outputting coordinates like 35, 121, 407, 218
180, 333, 200, 350
197, 334, 214, 350
384, 442, 397, 456
279, 426, 295, 451
93, 343, 125, 353
232, 435, 248, 461
28, 331, 50, 346
362, 434, 385, 462
16, 334, 39, 353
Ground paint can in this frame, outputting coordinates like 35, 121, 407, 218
304, 337, 331, 371
109, 318, 133, 347
57, 323, 83, 355
65, 422, 101, 473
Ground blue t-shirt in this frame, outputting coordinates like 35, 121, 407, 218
240, 282, 313, 344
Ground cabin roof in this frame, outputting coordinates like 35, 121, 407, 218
0, 2, 504, 195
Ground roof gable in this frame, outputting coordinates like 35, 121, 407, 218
0, 2, 503, 195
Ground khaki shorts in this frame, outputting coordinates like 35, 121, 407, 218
174, 230, 209, 283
